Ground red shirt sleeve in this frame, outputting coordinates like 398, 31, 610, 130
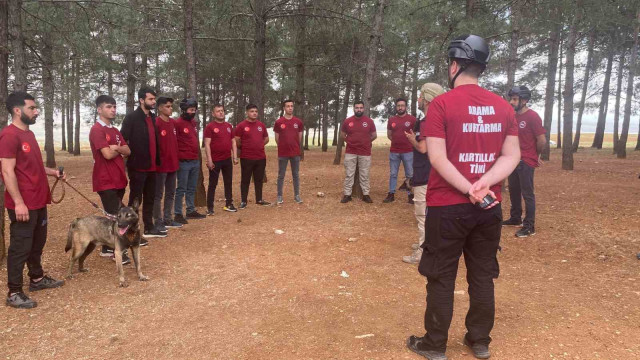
204, 124, 213, 139
273, 119, 281, 134
387, 118, 393, 131
90, 126, 109, 150
115, 129, 127, 146
506, 109, 518, 136
531, 112, 546, 136
298, 119, 304, 132
0, 131, 19, 158
262, 122, 268, 138
233, 125, 241, 138
423, 99, 446, 139
369, 119, 376, 133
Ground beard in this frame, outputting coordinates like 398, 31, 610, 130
143, 102, 155, 111
354, 111, 364, 117
512, 101, 523, 112
396, 109, 406, 116
183, 113, 196, 120
21, 112, 36, 125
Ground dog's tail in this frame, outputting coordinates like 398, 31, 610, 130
65, 219, 79, 253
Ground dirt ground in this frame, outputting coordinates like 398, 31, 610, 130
1, 144, 639, 360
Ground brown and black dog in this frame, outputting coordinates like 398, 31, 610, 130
65, 199, 148, 287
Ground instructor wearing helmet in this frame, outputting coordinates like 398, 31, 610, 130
407, 35, 520, 360
502, 86, 546, 238
174, 98, 206, 222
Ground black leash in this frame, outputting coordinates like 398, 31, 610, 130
51, 166, 117, 220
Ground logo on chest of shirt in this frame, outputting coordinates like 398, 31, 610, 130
294, 123, 299, 129
348, 122, 354, 128
244, 126, 250, 132
21, 142, 31, 153
258, 126, 263, 132
161, 130, 167, 136
227, 127, 231, 133
183, 128, 189, 134
213, 128, 220, 133
519, 121, 526, 129
362, 122, 368, 128
405, 121, 410, 127
391, 122, 397, 128
280, 124, 286, 129
105, 134, 111, 142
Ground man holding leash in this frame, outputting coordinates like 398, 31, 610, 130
1, 92, 65, 309
89, 95, 132, 264
406, 35, 520, 360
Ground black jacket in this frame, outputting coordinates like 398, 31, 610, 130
120, 107, 161, 171
411, 118, 432, 187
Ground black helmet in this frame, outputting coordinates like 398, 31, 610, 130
447, 34, 491, 66
179, 98, 198, 112
508, 86, 531, 100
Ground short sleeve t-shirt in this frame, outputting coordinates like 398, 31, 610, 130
516, 109, 546, 168
0, 124, 51, 210
89, 121, 129, 192
422, 84, 518, 207
273, 116, 304, 157
387, 114, 417, 153
155, 117, 179, 173
341, 115, 376, 156
174, 117, 200, 160
234, 119, 268, 160
204, 121, 233, 161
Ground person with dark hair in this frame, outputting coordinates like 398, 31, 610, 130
340, 101, 376, 204
90, 95, 132, 263
1, 92, 65, 309
503, 85, 546, 237
204, 103, 238, 215
154, 96, 183, 230
274, 99, 304, 204
120, 86, 165, 241
174, 98, 206, 221
407, 35, 520, 360
384, 97, 417, 204
234, 103, 271, 209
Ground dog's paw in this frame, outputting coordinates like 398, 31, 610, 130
66, 274, 74, 280
138, 275, 149, 281
79, 268, 89, 273
119, 281, 129, 288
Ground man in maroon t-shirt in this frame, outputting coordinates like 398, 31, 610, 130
153, 96, 183, 231
274, 99, 304, 205
407, 35, 520, 360
503, 86, 546, 237
384, 97, 417, 203
1, 92, 65, 309
234, 103, 271, 208
90, 95, 132, 262
340, 101, 377, 203
204, 103, 238, 214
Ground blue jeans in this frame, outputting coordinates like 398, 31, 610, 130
277, 156, 301, 197
174, 159, 200, 215
389, 152, 413, 193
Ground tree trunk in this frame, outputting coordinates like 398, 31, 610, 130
43, 30, 55, 167
333, 39, 356, 165
155, 53, 161, 94
201, 82, 207, 147
253, 0, 267, 121
562, 5, 580, 170
73, 57, 80, 156
592, 49, 614, 149
617, 9, 640, 159
410, 49, 419, 117
506, 2, 519, 94
294, 0, 307, 151
0, 0, 7, 261
332, 91, 340, 146
107, 52, 113, 97
400, 47, 409, 95
140, 53, 148, 87
541, 22, 561, 161
556, 40, 562, 149
322, 97, 329, 152
8, 0, 26, 91
304, 127, 309, 150
613, 51, 626, 155
361, 0, 386, 117
67, 62, 73, 154
126, 51, 136, 114
572, 30, 595, 152
60, 64, 66, 151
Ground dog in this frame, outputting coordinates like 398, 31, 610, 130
398, 177, 413, 194
65, 199, 148, 287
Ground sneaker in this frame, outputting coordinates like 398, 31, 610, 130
139, 239, 149, 247
224, 204, 238, 212
402, 249, 423, 264
143, 229, 167, 239
6, 292, 37, 309
164, 220, 183, 228
383, 192, 395, 203
501, 218, 522, 226
277, 196, 284, 205
515, 226, 536, 238
174, 214, 189, 224
111, 251, 132, 265
340, 195, 352, 203
207, 209, 215, 216
100, 246, 114, 257
29, 275, 65, 292
463, 337, 490, 359
294, 195, 303, 204
186, 211, 206, 219
256, 200, 271, 206
362, 195, 373, 203
406, 336, 448, 360
239, 202, 248, 209
156, 223, 168, 233
408, 193, 414, 204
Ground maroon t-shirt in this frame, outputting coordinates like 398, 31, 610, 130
155, 117, 179, 173
204, 121, 233, 162
89, 121, 128, 192
0, 124, 51, 210
422, 84, 518, 207
387, 114, 417, 153
234, 119, 268, 160
174, 116, 200, 160
273, 116, 303, 157
341, 115, 376, 156
516, 109, 545, 168
139, 115, 157, 172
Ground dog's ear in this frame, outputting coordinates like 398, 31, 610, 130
131, 197, 140, 212
117, 202, 124, 211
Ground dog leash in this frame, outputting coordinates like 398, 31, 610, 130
51, 166, 117, 220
